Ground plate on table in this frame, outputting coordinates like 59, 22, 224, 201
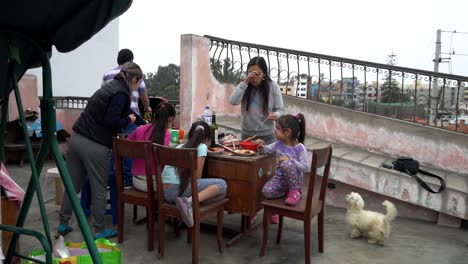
233, 149, 257, 156
208, 147, 224, 155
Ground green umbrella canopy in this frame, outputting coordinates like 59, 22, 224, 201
0, 0, 132, 81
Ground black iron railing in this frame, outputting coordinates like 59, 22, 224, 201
205, 35, 468, 133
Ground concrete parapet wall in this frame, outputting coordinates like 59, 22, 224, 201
9, 74, 40, 121
331, 155, 468, 221
282, 95, 468, 175
219, 122, 468, 223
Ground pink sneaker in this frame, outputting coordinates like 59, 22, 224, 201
270, 213, 279, 224
284, 189, 301, 206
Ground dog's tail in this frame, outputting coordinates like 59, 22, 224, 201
382, 200, 397, 223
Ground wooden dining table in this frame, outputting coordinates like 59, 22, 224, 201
203, 151, 276, 247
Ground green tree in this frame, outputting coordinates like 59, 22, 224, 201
210, 58, 242, 83
144, 64, 180, 100
143, 72, 156, 94
380, 53, 410, 103
380, 75, 403, 103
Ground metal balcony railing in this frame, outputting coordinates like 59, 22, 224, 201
205, 35, 468, 133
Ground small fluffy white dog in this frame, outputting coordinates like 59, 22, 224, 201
345, 192, 397, 245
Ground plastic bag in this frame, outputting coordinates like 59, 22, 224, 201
52, 235, 71, 259
0, 162, 25, 204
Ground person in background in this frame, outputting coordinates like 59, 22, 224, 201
256, 113, 309, 224
162, 121, 227, 227
103, 48, 152, 118
229, 56, 285, 145
56, 62, 146, 239
103, 48, 151, 188
127, 102, 176, 192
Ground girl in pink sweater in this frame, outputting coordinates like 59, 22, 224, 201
127, 102, 175, 191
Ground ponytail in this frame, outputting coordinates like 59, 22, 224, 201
296, 113, 306, 144
177, 121, 212, 195
150, 102, 176, 144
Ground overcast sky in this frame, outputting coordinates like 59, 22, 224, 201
119, 0, 468, 76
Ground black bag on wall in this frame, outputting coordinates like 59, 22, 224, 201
392, 157, 446, 194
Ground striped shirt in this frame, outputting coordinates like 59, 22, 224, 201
102, 65, 147, 115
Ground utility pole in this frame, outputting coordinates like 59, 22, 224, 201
430, 29, 442, 125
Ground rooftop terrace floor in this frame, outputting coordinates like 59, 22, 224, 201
6, 160, 468, 264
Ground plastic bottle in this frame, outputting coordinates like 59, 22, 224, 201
202, 105, 212, 126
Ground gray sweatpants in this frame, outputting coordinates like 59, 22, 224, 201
59, 132, 111, 234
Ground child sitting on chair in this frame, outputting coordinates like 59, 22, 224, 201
256, 113, 309, 224
127, 102, 175, 192
162, 121, 227, 227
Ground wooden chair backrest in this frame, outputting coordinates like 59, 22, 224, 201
113, 138, 154, 196
152, 144, 199, 209
305, 145, 333, 215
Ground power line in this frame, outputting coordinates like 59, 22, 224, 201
449, 31, 454, 73
441, 53, 468, 57
441, 30, 468, 34
436, 30, 468, 74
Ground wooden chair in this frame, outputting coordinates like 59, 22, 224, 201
259, 145, 332, 264
153, 144, 228, 264
113, 138, 157, 251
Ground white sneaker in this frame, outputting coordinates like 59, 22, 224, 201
175, 197, 193, 227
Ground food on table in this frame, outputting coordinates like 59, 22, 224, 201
219, 134, 241, 146
234, 149, 256, 155
208, 147, 224, 153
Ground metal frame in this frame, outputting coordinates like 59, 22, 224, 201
0, 31, 102, 264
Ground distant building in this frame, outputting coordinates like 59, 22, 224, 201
459, 86, 468, 114
294, 74, 309, 98
342, 77, 362, 108
278, 80, 295, 96
362, 85, 378, 102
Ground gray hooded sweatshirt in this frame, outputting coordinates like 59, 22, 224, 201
229, 81, 285, 137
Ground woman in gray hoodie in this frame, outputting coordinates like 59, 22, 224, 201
229, 56, 285, 144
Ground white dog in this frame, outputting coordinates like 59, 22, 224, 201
345, 192, 397, 245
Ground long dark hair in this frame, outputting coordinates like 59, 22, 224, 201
243, 56, 272, 116
276, 113, 306, 144
114, 61, 143, 91
177, 121, 212, 195
149, 102, 176, 144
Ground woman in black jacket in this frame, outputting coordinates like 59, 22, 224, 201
57, 61, 145, 239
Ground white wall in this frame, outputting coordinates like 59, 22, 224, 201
28, 19, 119, 97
